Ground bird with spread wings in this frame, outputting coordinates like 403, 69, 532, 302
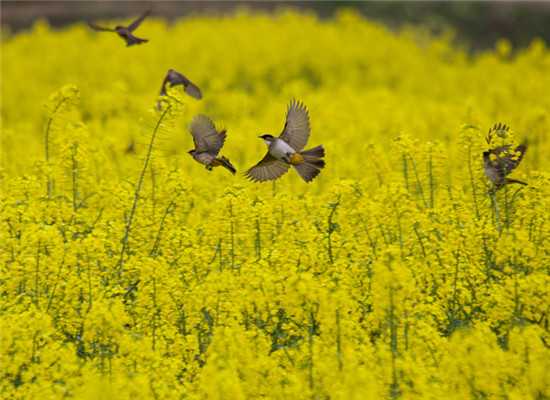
246, 99, 325, 183
188, 115, 236, 175
483, 123, 528, 189
89, 8, 152, 47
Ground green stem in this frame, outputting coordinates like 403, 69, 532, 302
357, 214, 378, 259
389, 287, 400, 398
71, 142, 79, 212
255, 218, 262, 261
44, 96, 69, 197
150, 165, 157, 220
413, 224, 427, 259
503, 183, 510, 229
448, 250, 461, 333
489, 189, 502, 235
308, 312, 315, 392
46, 253, 66, 312
467, 144, 481, 220
34, 241, 41, 308
336, 309, 343, 372
327, 197, 341, 266
152, 277, 157, 351
150, 194, 180, 257
228, 201, 236, 269
402, 154, 409, 191
407, 154, 428, 209
429, 152, 435, 209
392, 202, 404, 259
117, 106, 171, 281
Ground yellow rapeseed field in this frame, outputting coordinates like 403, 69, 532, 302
2, 8, 550, 399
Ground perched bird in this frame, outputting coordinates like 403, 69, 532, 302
483, 123, 528, 189
246, 99, 325, 183
157, 69, 202, 110
89, 8, 151, 47
188, 115, 236, 175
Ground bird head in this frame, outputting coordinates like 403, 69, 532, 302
259, 134, 274, 146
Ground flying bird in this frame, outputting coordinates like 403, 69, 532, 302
188, 115, 236, 175
89, 8, 151, 47
157, 69, 202, 110
483, 123, 528, 189
245, 99, 325, 183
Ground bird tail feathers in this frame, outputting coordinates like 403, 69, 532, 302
218, 156, 236, 175
293, 145, 325, 183
126, 36, 148, 47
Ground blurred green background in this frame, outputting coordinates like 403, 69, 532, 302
2, 1, 550, 53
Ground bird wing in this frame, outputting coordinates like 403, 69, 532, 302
486, 123, 509, 145
183, 80, 202, 100
88, 22, 116, 32
127, 8, 152, 32
158, 74, 170, 96
168, 71, 202, 99
278, 99, 311, 151
189, 115, 226, 156
245, 153, 291, 182
489, 139, 528, 176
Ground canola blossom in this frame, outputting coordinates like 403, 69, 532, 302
2, 9, 550, 399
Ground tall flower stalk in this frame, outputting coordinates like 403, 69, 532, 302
117, 105, 173, 280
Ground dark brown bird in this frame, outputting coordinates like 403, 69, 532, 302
89, 8, 151, 47
157, 70, 202, 110
245, 99, 325, 183
483, 123, 528, 189
188, 115, 236, 174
